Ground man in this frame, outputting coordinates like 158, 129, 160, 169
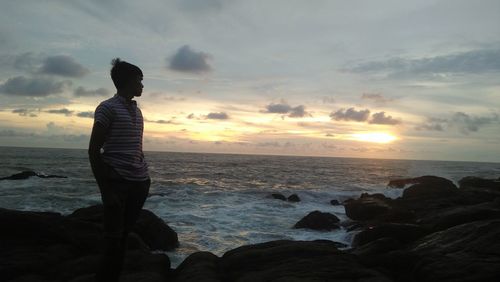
88, 58, 150, 282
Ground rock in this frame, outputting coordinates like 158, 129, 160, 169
459, 176, 500, 190
343, 193, 392, 221
410, 219, 500, 282
402, 176, 458, 199
270, 193, 286, 201
0, 207, 173, 281
388, 175, 455, 189
0, 170, 67, 180
417, 201, 500, 232
173, 252, 220, 282
287, 194, 301, 202
219, 240, 391, 282
330, 199, 340, 205
294, 211, 340, 230
353, 223, 428, 246
134, 209, 180, 251
69, 205, 179, 251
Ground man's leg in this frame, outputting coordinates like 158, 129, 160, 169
123, 178, 151, 236
96, 179, 128, 282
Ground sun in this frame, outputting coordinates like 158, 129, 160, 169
351, 132, 397, 144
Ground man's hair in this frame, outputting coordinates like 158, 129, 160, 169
110, 58, 143, 89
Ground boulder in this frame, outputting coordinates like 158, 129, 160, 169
69, 205, 179, 251
343, 193, 392, 221
353, 223, 428, 247
173, 252, 220, 282
402, 176, 458, 199
270, 193, 287, 201
0, 170, 67, 180
294, 211, 340, 231
330, 199, 340, 205
388, 175, 455, 189
219, 240, 391, 282
287, 194, 301, 202
0, 207, 173, 281
410, 219, 500, 282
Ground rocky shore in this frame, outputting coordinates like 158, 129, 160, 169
1, 175, 499, 281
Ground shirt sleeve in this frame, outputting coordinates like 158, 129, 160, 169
94, 103, 114, 130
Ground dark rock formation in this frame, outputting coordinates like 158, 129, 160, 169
174, 240, 391, 282
270, 193, 286, 201
0, 170, 67, 180
353, 223, 428, 246
330, 199, 340, 205
287, 193, 300, 202
0, 206, 176, 281
294, 210, 340, 230
388, 175, 455, 189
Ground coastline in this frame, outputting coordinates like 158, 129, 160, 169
1, 175, 499, 281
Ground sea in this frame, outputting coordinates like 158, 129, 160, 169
1, 146, 499, 267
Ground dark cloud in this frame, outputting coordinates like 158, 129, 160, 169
0, 52, 43, 71
0, 76, 69, 96
46, 108, 74, 116
361, 93, 393, 104
168, 45, 212, 73
345, 49, 500, 77
265, 103, 292, 114
187, 113, 195, 119
330, 108, 370, 122
76, 111, 94, 118
263, 102, 311, 118
416, 112, 499, 134
74, 86, 110, 97
12, 108, 37, 117
452, 112, 499, 134
289, 105, 310, 118
145, 118, 176, 124
369, 112, 401, 125
206, 112, 229, 120
39, 55, 89, 77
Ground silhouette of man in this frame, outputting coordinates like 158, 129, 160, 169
88, 58, 150, 282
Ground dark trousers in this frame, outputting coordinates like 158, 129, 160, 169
95, 176, 150, 282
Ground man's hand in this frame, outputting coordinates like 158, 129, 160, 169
88, 122, 109, 186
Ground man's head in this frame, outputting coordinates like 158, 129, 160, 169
110, 58, 143, 97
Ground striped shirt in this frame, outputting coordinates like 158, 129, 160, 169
94, 94, 149, 181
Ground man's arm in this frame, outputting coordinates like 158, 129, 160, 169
88, 122, 109, 186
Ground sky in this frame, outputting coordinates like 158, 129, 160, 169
0, 0, 499, 162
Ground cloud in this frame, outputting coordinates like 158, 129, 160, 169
76, 111, 94, 118
12, 108, 37, 117
187, 113, 196, 119
289, 105, 310, 118
345, 49, 500, 77
452, 112, 499, 134
330, 107, 370, 122
416, 112, 499, 134
264, 102, 292, 114
263, 101, 311, 118
46, 108, 74, 116
145, 118, 177, 124
74, 86, 110, 97
38, 55, 89, 77
0, 52, 43, 71
206, 112, 229, 120
361, 93, 393, 104
46, 121, 65, 134
168, 45, 212, 73
369, 112, 401, 125
0, 76, 69, 96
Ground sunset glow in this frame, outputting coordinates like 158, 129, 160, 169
351, 133, 397, 144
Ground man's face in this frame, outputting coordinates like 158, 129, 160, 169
129, 75, 143, 97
